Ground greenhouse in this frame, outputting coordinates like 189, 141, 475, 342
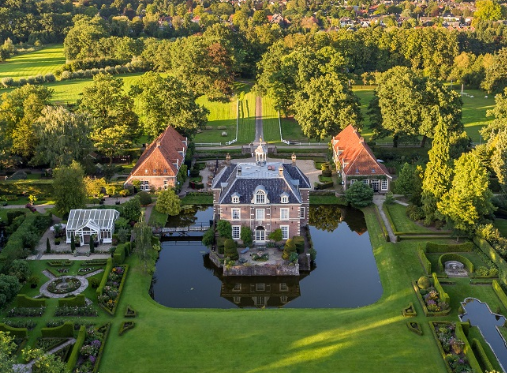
66, 209, 120, 245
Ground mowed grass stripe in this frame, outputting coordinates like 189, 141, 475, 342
0, 45, 65, 79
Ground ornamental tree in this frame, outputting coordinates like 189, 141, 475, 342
345, 181, 374, 208
156, 189, 180, 216
53, 161, 87, 215
241, 226, 253, 246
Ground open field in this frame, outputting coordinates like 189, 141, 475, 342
0, 45, 65, 80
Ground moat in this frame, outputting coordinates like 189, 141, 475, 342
152, 205, 383, 308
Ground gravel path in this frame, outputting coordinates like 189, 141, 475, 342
38, 269, 104, 299
13, 338, 76, 373
373, 195, 397, 243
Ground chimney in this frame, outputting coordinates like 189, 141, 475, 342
226, 153, 231, 165
291, 153, 296, 165
359, 137, 364, 143
157, 140, 161, 147
279, 166, 284, 177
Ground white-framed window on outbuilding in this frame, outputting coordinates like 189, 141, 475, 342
281, 225, 289, 240
232, 225, 240, 239
362, 179, 369, 185
141, 180, 150, 191
381, 179, 388, 191
349, 179, 357, 185
232, 208, 240, 220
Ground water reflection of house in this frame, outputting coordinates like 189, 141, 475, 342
332, 125, 392, 193
212, 140, 311, 244
220, 277, 301, 308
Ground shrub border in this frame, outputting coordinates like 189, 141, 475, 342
471, 338, 495, 372
96, 257, 113, 297
402, 302, 417, 317
16, 294, 46, 308
99, 265, 129, 316
412, 281, 451, 317
438, 253, 474, 274
93, 323, 111, 373
406, 321, 423, 335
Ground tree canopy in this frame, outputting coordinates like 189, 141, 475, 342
53, 161, 87, 215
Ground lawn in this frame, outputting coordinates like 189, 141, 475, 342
0, 45, 65, 80
494, 219, 507, 238
456, 88, 496, 144
148, 208, 168, 227
426, 252, 489, 274
384, 203, 434, 234
309, 194, 347, 205
180, 194, 213, 205
98, 206, 451, 373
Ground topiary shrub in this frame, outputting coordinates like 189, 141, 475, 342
137, 191, 152, 206
282, 238, 297, 260
224, 239, 238, 260
417, 276, 431, 290
345, 182, 374, 208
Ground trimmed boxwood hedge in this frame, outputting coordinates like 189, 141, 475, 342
418, 248, 432, 274
432, 273, 450, 304
406, 321, 422, 335
113, 243, 129, 264
96, 257, 113, 297
41, 322, 74, 338
125, 305, 137, 318
99, 265, 129, 316
455, 322, 483, 373
492, 279, 507, 310
16, 294, 46, 308
58, 295, 85, 307
0, 323, 28, 338
402, 303, 417, 317
47, 260, 72, 267
119, 321, 135, 336
471, 338, 495, 372
412, 282, 452, 317
426, 242, 474, 253
93, 323, 111, 373
66, 325, 86, 372
382, 204, 397, 236
438, 253, 474, 274
474, 237, 507, 284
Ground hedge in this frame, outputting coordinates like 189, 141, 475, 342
96, 257, 113, 297
471, 338, 495, 372
58, 295, 85, 307
474, 237, 507, 284
0, 323, 28, 338
382, 204, 397, 235
418, 247, 432, 275
41, 322, 74, 338
113, 243, 127, 264
492, 280, 507, 310
396, 231, 452, 236
47, 260, 73, 267
429, 322, 455, 373
406, 321, 423, 335
412, 281, 451, 317
67, 325, 86, 372
455, 322, 483, 373
125, 305, 137, 318
16, 294, 46, 308
432, 273, 450, 304
81, 259, 108, 266
100, 265, 129, 316
119, 321, 135, 336
293, 236, 304, 254
426, 242, 474, 253
313, 181, 333, 190
93, 323, 111, 373
0, 213, 53, 264
402, 303, 417, 317
438, 253, 474, 274
0, 180, 53, 198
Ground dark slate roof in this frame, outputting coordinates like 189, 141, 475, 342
212, 162, 311, 205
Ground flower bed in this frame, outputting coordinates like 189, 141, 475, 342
48, 260, 73, 267
412, 281, 451, 317
34, 337, 69, 352
54, 305, 98, 317
98, 265, 128, 316
78, 267, 99, 275
7, 307, 46, 317
4, 319, 36, 330
73, 323, 111, 373
430, 322, 481, 373
47, 277, 82, 294
251, 252, 269, 261
81, 260, 107, 266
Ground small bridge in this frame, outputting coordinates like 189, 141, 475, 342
156, 223, 210, 236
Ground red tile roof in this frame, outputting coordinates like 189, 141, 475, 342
128, 126, 187, 179
332, 125, 390, 177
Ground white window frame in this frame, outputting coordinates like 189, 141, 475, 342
300, 207, 305, 219
256, 209, 265, 221
280, 208, 289, 221
255, 191, 266, 204
232, 208, 241, 220
281, 195, 288, 203
141, 181, 150, 191
232, 225, 240, 239
362, 179, 369, 185
381, 179, 388, 191
232, 196, 239, 203
349, 179, 357, 185
280, 225, 289, 240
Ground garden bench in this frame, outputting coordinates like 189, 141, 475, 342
240, 247, 249, 254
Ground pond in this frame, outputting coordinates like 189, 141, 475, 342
152, 205, 383, 308
460, 298, 507, 371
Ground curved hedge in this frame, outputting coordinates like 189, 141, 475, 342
418, 248, 431, 274
67, 325, 86, 372
438, 253, 474, 274
0, 323, 28, 338
58, 294, 85, 307
16, 294, 46, 308
41, 322, 74, 338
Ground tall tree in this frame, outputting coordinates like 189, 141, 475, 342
293, 73, 362, 140
132, 72, 209, 138
63, 15, 109, 60
79, 73, 139, 159
489, 129, 507, 193
53, 161, 87, 215
482, 48, 507, 94
483, 87, 507, 139
0, 84, 53, 158
421, 120, 453, 223
438, 152, 495, 233
156, 189, 180, 216
33, 106, 92, 167
133, 221, 155, 273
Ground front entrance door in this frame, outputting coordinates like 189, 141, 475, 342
255, 226, 265, 242
371, 179, 379, 192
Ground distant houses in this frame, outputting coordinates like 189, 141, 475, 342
332, 125, 392, 193
125, 126, 187, 191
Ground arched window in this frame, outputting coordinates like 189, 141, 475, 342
255, 190, 266, 204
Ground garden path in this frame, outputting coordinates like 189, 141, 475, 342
372, 195, 397, 243
13, 338, 76, 373
255, 95, 263, 142
37, 269, 104, 298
